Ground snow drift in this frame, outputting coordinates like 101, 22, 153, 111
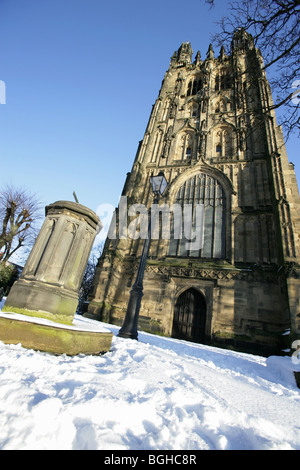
0, 297, 299, 450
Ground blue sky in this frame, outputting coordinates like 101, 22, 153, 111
0, 0, 299, 225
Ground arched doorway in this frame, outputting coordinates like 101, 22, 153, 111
172, 288, 206, 343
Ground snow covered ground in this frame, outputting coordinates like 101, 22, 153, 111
0, 296, 300, 451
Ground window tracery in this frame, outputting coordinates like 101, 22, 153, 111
215, 69, 232, 91
213, 128, 232, 158
168, 173, 227, 259
177, 132, 194, 160
187, 76, 203, 96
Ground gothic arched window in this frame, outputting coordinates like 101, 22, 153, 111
176, 132, 194, 160
168, 174, 227, 258
213, 128, 232, 158
215, 99, 227, 113
215, 69, 232, 91
187, 77, 202, 96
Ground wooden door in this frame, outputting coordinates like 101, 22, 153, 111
172, 288, 206, 343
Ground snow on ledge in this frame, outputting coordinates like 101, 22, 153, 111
0, 310, 111, 334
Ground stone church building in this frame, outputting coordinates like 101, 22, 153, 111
86, 29, 300, 355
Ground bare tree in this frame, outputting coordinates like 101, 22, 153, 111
77, 241, 104, 313
204, 0, 300, 138
0, 185, 42, 264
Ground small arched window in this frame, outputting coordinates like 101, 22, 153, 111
187, 77, 202, 96
215, 69, 232, 91
162, 99, 170, 121
215, 75, 220, 91
186, 146, 192, 159
190, 102, 198, 117
215, 99, 227, 113
177, 132, 194, 160
213, 128, 232, 158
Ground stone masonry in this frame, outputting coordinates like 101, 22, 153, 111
86, 30, 300, 355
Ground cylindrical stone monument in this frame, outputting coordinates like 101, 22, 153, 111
3, 200, 102, 325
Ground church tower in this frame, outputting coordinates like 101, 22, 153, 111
87, 30, 300, 355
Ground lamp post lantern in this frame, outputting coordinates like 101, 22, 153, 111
118, 172, 168, 340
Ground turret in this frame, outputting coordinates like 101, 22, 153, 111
171, 42, 193, 66
231, 28, 254, 51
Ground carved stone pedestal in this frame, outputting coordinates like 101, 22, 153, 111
1, 201, 113, 355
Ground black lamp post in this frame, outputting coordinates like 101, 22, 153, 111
118, 171, 168, 340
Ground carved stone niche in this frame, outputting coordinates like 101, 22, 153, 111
3, 201, 102, 325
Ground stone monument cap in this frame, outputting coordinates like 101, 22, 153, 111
46, 200, 102, 232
